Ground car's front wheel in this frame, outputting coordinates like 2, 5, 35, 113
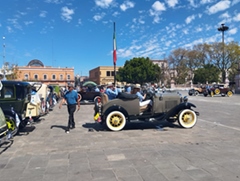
178, 109, 197, 129
106, 111, 126, 131
227, 91, 233, 97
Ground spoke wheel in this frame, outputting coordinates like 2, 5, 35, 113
5, 115, 18, 136
227, 91, 233, 97
214, 88, 220, 94
178, 109, 197, 129
194, 91, 199, 96
106, 111, 126, 131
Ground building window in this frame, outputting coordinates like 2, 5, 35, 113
60, 74, 63, 80
106, 71, 110, 76
52, 74, 56, 80
67, 75, 70, 80
43, 74, 47, 80
111, 71, 115, 76
34, 74, 38, 80
24, 74, 29, 80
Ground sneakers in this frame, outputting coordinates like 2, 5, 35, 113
65, 130, 69, 134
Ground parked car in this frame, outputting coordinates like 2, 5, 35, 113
94, 91, 199, 131
78, 87, 101, 102
188, 86, 206, 96
0, 81, 32, 134
204, 84, 233, 97
25, 82, 48, 121
0, 107, 10, 145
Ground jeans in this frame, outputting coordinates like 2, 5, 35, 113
67, 104, 76, 130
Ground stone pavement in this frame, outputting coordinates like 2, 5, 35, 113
1, 93, 240, 181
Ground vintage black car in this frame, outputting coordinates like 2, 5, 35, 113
0, 81, 32, 135
94, 92, 199, 131
78, 89, 101, 102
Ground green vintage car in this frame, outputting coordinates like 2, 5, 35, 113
0, 81, 32, 135
0, 107, 9, 145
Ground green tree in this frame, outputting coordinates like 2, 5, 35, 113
193, 64, 220, 84
1, 62, 19, 80
116, 57, 161, 85
210, 41, 240, 83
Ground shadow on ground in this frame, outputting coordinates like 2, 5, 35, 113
82, 120, 181, 132
50, 125, 68, 131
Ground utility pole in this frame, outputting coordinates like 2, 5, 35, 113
218, 24, 229, 83
2, 36, 6, 80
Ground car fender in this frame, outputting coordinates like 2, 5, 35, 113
2, 108, 16, 119
164, 102, 197, 119
103, 105, 129, 122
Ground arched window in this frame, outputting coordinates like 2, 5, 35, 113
52, 74, 56, 80
43, 74, 47, 80
34, 74, 38, 80
67, 74, 70, 80
60, 74, 63, 80
24, 74, 29, 80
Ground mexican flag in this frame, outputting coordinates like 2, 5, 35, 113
113, 22, 117, 65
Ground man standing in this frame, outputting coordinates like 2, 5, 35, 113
59, 84, 80, 133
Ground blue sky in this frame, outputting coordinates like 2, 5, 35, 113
1, 0, 240, 76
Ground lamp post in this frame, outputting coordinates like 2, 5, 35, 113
218, 24, 229, 83
2, 36, 6, 80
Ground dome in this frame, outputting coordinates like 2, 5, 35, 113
27, 59, 44, 67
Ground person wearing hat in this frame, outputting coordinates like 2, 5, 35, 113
59, 84, 80, 133
125, 83, 132, 94
105, 82, 118, 100
132, 84, 152, 107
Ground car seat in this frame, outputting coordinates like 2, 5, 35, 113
102, 93, 109, 104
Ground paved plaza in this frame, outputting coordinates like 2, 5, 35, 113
1, 91, 240, 181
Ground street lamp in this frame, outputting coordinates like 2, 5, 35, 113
218, 24, 229, 83
2, 36, 6, 80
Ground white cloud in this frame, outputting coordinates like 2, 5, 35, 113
45, 0, 63, 4
219, 12, 230, 19
7, 26, 13, 33
112, 11, 119, 17
195, 27, 203, 32
232, 0, 240, 5
152, 1, 166, 11
118, 48, 133, 58
233, 13, 240, 22
95, 0, 113, 8
149, 1, 166, 23
200, 0, 214, 4
185, 15, 195, 24
184, 38, 203, 48
206, 0, 231, 15
24, 21, 33, 26
188, 0, 197, 7
228, 27, 237, 35
165, 0, 178, 8
39, 11, 47, 18
61, 7, 74, 22
120, 1, 135, 11
93, 13, 105, 21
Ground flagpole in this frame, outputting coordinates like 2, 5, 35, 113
113, 22, 116, 86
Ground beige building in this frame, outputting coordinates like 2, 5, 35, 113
89, 66, 122, 85
16, 59, 74, 87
